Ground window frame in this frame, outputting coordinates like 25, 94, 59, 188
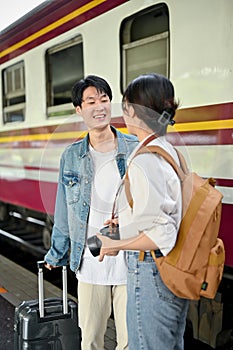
2, 61, 26, 124
46, 35, 84, 118
120, 4, 170, 92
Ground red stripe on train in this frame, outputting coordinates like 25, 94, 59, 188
215, 179, 233, 187
175, 102, 233, 122
219, 204, 233, 267
166, 128, 233, 146
0, 178, 57, 215
0, 177, 232, 267
0, 164, 58, 172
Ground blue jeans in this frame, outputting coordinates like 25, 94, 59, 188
127, 251, 189, 350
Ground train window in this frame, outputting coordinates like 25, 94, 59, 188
46, 36, 84, 117
2, 61, 25, 123
120, 3, 169, 91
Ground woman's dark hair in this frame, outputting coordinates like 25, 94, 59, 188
72, 75, 113, 107
122, 73, 178, 135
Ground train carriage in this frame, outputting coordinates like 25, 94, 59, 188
0, 0, 233, 347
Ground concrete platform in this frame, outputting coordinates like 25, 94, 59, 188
0, 254, 116, 349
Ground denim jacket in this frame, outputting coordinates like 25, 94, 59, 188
45, 127, 138, 272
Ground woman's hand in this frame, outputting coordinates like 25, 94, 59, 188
97, 234, 120, 262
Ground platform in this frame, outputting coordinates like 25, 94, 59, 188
0, 254, 116, 349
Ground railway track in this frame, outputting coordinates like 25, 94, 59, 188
0, 215, 46, 255
0, 213, 78, 297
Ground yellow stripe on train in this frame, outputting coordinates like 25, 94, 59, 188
0, 120, 232, 144
0, 0, 106, 59
168, 119, 233, 132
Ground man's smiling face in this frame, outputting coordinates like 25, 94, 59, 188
76, 86, 111, 131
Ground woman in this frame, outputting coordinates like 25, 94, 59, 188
97, 73, 189, 350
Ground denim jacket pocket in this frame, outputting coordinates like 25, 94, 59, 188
62, 172, 81, 204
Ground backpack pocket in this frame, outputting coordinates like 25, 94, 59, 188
200, 238, 225, 299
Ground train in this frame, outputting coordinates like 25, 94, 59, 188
0, 0, 233, 347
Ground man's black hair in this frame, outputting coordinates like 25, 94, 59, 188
72, 75, 112, 107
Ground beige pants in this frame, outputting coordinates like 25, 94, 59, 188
78, 281, 128, 350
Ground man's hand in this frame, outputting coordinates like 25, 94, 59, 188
44, 263, 59, 270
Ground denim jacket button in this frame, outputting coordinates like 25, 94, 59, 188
83, 202, 86, 206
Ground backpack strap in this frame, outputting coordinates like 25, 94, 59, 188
175, 149, 189, 176
124, 145, 188, 209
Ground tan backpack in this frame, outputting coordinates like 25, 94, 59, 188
125, 145, 225, 300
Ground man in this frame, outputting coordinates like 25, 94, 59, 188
45, 75, 138, 350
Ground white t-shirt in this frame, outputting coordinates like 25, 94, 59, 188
76, 146, 127, 285
117, 135, 182, 256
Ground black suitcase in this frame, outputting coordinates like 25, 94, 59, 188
14, 261, 81, 349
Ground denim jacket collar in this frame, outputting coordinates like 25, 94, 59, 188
79, 126, 129, 158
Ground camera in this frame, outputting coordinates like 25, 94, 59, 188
87, 224, 120, 257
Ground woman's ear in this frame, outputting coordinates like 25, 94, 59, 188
128, 104, 136, 118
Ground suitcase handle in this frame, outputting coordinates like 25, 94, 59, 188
37, 261, 68, 318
